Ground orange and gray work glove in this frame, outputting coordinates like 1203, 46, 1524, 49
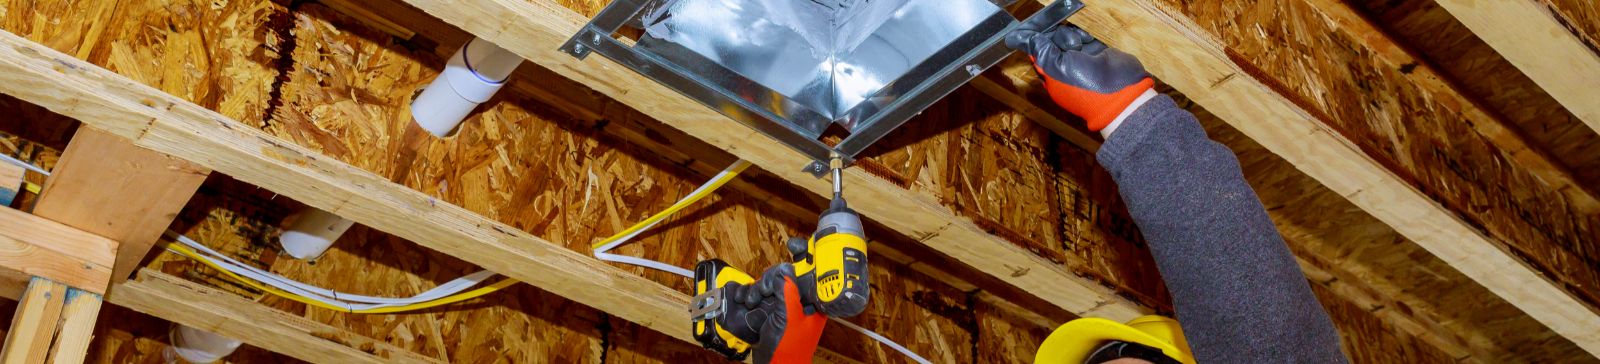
723, 263, 829, 364
1007, 25, 1154, 132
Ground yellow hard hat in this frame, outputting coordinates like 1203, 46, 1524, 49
1035, 315, 1196, 364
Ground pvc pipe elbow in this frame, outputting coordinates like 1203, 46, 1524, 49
411, 37, 522, 137
166, 325, 242, 363
279, 207, 356, 260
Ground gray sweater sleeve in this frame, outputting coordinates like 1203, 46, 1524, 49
1094, 95, 1348, 363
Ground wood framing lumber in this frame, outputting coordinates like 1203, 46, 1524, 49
393, 0, 1151, 321
108, 270, 441, 364
35, 127, 211, 284
1295, 0, 1599, 213
0, 277, 67, 364
45, 289, 101, 364
1433, 0, 1600, 137
0, 206, 116, 296
0, 29, 874, 362
1051, 0, 1600, 355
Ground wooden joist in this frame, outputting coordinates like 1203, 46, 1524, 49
35, 127, 210, 283
1432, 0, 1600, 136
394, 0, 1151, 322
1060, 0, 1600, 355
108, 270, 440, 364
0, 206, 116, 296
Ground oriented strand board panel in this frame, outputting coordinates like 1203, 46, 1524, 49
1156, 0, 1600, 324
1309, 283, 1455, 363
975, 297, 1054, 364
0, 0, 281, 127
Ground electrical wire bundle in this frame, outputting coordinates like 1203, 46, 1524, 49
164, 233, 515, 313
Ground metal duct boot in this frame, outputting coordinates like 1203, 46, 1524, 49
561, 0, 1083, 175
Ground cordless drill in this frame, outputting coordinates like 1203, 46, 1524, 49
689, 159, 869, 362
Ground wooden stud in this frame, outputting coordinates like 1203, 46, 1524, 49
0, 277, 68, 364
1433, 0, 1600, 137
35, 127, 210, 284
45, 289, 102, 364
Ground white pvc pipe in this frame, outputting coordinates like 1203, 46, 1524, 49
165, 325, 242, 363
411, 37, 523, 137
278, 207, 355, 260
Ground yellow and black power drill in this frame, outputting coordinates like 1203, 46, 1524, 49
689, 159, 869, 363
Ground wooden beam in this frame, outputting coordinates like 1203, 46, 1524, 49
1053, 0, 1600, 355
0, 29, 878, 362
44, 289, 101, 364
0, 206, 116, 296
35, 127, 210, 284
393, 0, 1151, 321
108, 270, 441, 364
1295, 0, 1599, 213
1432, 0, 1600, 137
0, 278, 67, 364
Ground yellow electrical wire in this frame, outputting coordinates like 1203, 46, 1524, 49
166, 160, 750, 314
590, 160, 750, 250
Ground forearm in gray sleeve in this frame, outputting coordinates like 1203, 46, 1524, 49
1094, 95, 1347, 363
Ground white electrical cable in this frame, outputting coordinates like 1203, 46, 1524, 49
591, 161, 932, 364
0, 153, 48, 176
168, 232, 497, 310
831, 317, 934, 364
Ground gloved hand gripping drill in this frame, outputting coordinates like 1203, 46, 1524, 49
690, 158, 869, 363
